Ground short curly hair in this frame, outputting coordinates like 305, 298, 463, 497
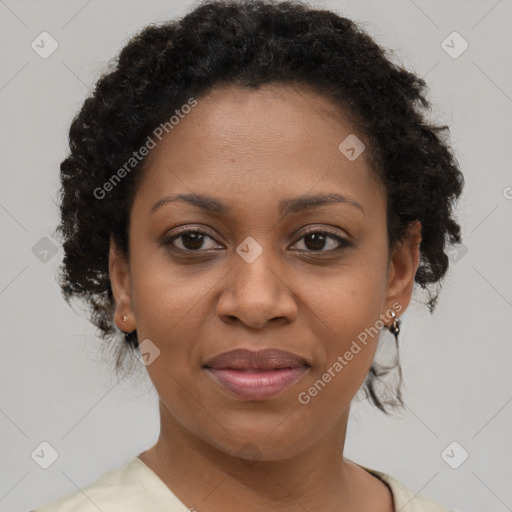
55, 0, 464, 414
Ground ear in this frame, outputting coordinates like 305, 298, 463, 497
109, 236, 135, 332
384, 220, 422, 316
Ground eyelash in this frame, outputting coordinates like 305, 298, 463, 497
162, 226, 352, 254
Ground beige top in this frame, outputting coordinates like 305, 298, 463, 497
32, 456, 454, 511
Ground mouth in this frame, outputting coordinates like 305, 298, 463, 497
203, 348, 311, 401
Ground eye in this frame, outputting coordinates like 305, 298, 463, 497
162, 227, 351, 254
163, 229, 223, 252
291, 228, 351, 253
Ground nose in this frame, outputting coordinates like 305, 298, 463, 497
216, 245, 299, 329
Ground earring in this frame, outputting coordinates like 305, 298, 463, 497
122, 315, 128, 322
387, 310, 400, 339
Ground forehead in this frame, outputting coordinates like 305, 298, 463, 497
168, 83, 359, 152
196, 82, 354, 125
132, 83, 383, 216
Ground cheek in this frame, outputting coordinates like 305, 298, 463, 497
129, 244, 210, 338
127, 257, 210, 403
297, 256, 389, 388
303, 258, 388, 338
294, 283, 384, 418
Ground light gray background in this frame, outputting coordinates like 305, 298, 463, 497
1, 0, 511, 511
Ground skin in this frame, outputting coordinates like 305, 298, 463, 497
109, 83, 421, 511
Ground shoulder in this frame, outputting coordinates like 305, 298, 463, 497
30, 456, 189, 512
361, 465, 458, 512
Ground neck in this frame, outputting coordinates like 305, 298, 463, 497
137, 399, 388, 512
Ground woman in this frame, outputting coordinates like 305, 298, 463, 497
32, 0, 464, 510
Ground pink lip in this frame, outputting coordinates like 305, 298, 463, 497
205, 366, 309, 400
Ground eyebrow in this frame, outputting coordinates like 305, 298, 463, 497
150, 192, 366, 217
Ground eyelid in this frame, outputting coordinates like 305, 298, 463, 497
296, 225, 348, 240
169, 225, 219, 239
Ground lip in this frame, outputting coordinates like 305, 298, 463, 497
206, 367, 309, 400
203, 348, 310, 401
203, 348, 310, 370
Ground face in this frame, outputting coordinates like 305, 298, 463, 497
110, 83, 420, 461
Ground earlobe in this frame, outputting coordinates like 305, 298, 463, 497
109, 236, 135, 331
384, 220, 422, 313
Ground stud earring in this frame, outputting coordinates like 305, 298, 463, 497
122, 314, 128, 322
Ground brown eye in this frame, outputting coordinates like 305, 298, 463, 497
292, 230, 351, 252
162, 227, 351, 254
164, 230, 222, 252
